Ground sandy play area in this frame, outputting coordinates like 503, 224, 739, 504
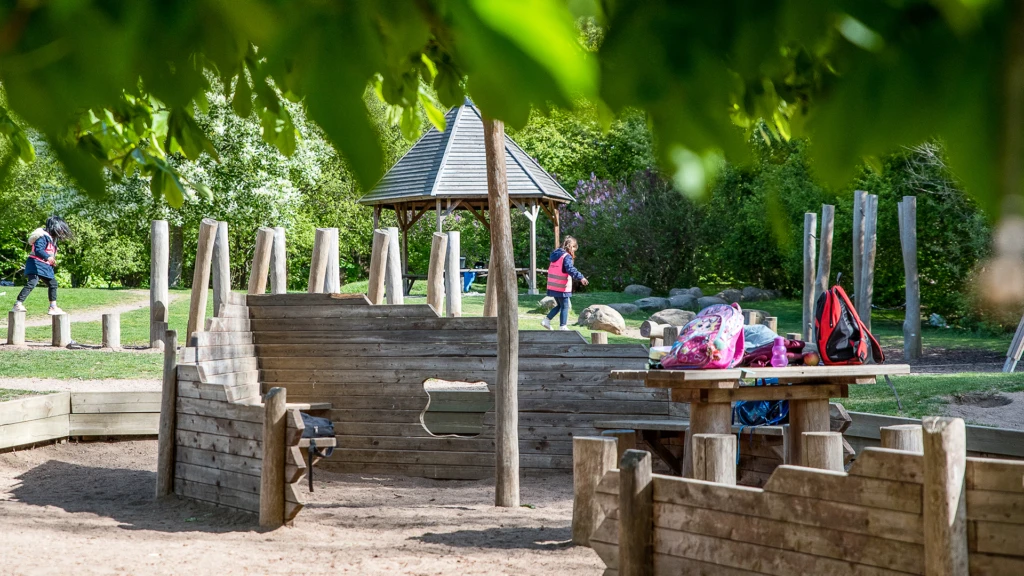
0, 441, 601, 575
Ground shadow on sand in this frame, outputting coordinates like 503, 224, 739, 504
414, 526, 573, 550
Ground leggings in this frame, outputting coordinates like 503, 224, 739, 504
17, 275, 58, 303
546, 294, 570, 327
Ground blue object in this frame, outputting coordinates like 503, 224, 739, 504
462, 271, 476, 292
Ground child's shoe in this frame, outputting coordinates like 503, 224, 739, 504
47, 306, 65, 316
559, 325, 570, 331
541, 317, 552, 330
11, 302, 26, 313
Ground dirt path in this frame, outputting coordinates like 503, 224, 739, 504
0, 441, 601, 576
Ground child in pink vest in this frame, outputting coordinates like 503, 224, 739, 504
541, 236, 588, 330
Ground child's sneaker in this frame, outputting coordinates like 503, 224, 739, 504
47, 306, 65, 316
541, 317, 552, 330
11, 302, 26, 313
559, 325, 570, 331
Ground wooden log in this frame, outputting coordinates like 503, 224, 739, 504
483, 243, 497, 317
7, 310, 25, 346
801, 431, 843, 471
269, 226, 287, 295
859, 194, 878, 331
367, 229, 390, 305
741, 310, 764, 326
445, 230, 462, 317
384, 227, 404, 305
639, 321, 668, 338
322, 228, 340, 293
592, 332, 608, 344
881, 424, 923, 453
248, 226, 274, 295
101, 313, 120, 349
662, 326, 679, 346
814, 205, 835, 327
150, 220, 169, 350
788, 399, 830, 467
619, 449, 653, 576
186, 218, 218, 342
922, 416, 968, 576
900, 196, 922, 361
785, 332, 801, 341
427, 232, 448, 315
212, 221, 231, 316
156, 330, 177, 498
852, 190, 867, 314
51, 313, 70, 347
692, 433, 736, 485
260, 387, 287, 527
601, 429, 637, 464
483, 117, 520, 507
802, 212, 816, 340
572, 437, 617, 546
307, 228, 331, 294
684, 401, 732, 478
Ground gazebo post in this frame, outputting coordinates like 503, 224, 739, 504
436, 199, 442, 233
552, 200, 561, 248
373, 206, 380, 230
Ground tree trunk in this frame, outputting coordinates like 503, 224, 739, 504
483, 116, 520, 508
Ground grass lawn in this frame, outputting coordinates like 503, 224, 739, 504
0, 388, 45, 402
0, 348, 162, 379
845, 372, 1024, 417
0, 287, 146, 329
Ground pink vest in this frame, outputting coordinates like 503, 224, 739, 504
546, 253, 571, 294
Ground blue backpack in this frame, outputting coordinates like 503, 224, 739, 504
731, 379, 789, 463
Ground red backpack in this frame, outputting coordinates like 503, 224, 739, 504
814, 285, 884, 365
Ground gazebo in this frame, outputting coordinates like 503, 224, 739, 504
359, 98, 574, 295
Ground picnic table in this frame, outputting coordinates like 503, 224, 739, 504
610, 364, 910, 475
403, 267, 545, 294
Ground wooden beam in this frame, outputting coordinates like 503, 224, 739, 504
465, 202, 491, 231
922, 416, 968, 575
212, 221, 231, 315
6, 310, 25, 346
156, 329, 177, 498
307, 228, 331, 294
571, 437, 617, 546
692, 433, 736, 485
802, 431, 843, 471
150, 220, 169, 350
269, 226, 287, 295
852, 190, 867, 314
101, 313, 120, 349
881, 424, 923, 452
249, 226, 274, 295
859, 194, 879, 331
384, 227, 404, 305
186, 218, 218, 342
427, 232, 448, 314
322, 228, 340, 293
51, 313, 70, 347
260, 387, 287, 527
367, 229, 390, 305
899, 196, 922, 361
814, 204, 835, 339
618, 450, 653, 576
445, 231, 462, 317
802, 212, 816, 341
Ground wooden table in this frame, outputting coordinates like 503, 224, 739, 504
610, 365, 910, 475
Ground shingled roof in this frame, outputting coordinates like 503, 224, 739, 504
359, 99, 574, 207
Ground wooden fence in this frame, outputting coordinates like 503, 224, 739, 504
0, 391, 160, 450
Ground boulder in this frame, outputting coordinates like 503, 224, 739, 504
649, 309, 696, 327
668, 288, 688, 297
668, 294, 699, 311
607, 302, 639, 315
538, 296, 558, 310
634, 297, 671, 312
741, 286, 773, 302
697, 296, 728, 310
688, 287, 704, 299
624, 284, 653, 297
576, 304, 626, 335
716, 288, 743, 303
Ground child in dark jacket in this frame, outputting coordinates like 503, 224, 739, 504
12, 216, 73, 315
542, 236, 588, 330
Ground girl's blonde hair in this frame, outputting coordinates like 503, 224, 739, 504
562, 236, 578, 251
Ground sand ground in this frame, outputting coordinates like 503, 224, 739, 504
0, 441, 601, 576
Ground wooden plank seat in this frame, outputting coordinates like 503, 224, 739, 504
298, 437, 337, 449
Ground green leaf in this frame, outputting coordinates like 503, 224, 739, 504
420, 92, 447, 132
232, 72, 253, 118
193, 182, 214, 202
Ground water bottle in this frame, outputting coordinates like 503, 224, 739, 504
770, 337, 788, 368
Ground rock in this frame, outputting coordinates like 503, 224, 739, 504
607, 302, 639, 315
576, 304, 626, 335
741, 286, 773, 302
668, 294, 699, 311
649, 309, 696, 327
668, 288, 688, 297
697, 296, 728, 310
538, 296, 557, 310
688, 287, 703, 299
633, 297, 671, 312
624, 284, 653, 297
716, 288, 743, 303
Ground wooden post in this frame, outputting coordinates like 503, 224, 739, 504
524, 203, 539, 295
692, 433, 737, 485
663, 325, 680, 345
150, 220, 169, 350
601, 429, 636, 463
765, 316, 778, 333
853, 190, 867, 313
6, 311, 25, 346
882, 424, 924, 453
859, 194, 879, 331
571, 436, 617, 546
101, 313, 120, 349
367, 229, 390, 305
322, 228, 340, 293
788, 399, 830, 467
445, 231, 462, 317
591, 332, 608, 344
683, 402, 732, 477
269, 227, 287, 295
814, 205, 836, 333
1004, 315, 1024, 372
802, 212, 817, 340
51, 313, 70, 347
384, 226, 404, 305
899, 196, 922, 361
483, 243, 497, 317
248, 226, 274, 295
307, 228, 330, 294
156, 328, 177, 498
212, 221, 231, 316
483, 117, 520, 507
786, 332, 801, 340
801, 431, 844, 471
427, 232, 448, 314
260, 387, 287, 528
922, 416, 968, 576
186, 218, 218, 342
618, 449, 653, 576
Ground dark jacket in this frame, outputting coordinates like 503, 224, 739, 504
25, 232, 57, 279
547, 248, 584, 296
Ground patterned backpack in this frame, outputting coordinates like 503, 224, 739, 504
662, 303, 746, 369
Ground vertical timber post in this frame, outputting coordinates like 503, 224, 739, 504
618, 449, 653, 576
527, 203, 539, 295
445, 231, 462, 317
692, 433, 737, 485
367, 229, 390, 305
7, 311, 25, 345
900, 196, 922, 361
249, 227, 274, 295
853, 190, 867, 312
384, 227, 404, 305
881, 424, 924, 452
483, 243, 498, 317
571, 436, 617, 546
427, 232, 448, 314
802, 213, 817, 341
186, 218, 218, 342
260, 387, 287, 528
269, 227, 287, 295
859, 194, 879, 332
150, 220, 169, 350
156, 329, 177, 498
483, 116, 520, 507
101, 313, 120, 349
814, 204, 836, 339
802, 431, 844, 471
51, 313, 70, 347
591, 332, 608, 344
212, 221, 230, 316
322, 228, 340, 293
922, 417, 968, 576
307, 228, 330, 294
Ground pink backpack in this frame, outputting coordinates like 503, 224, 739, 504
661, 303, 745, 369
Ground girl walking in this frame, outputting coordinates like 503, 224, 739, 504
11, 216, 73, 315
542, 236, 588, 330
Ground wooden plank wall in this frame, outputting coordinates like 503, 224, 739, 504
589, 448, 1024, 575
0, 393, 70, 450
1, 391, 161, 450
847, 411, 1024, 459
247, 293, 666, 479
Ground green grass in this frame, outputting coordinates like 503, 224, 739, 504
0, 388, 46, 402
845, 372, 1024, 418
0, 348, 162, 379
0, 287, 146, 328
